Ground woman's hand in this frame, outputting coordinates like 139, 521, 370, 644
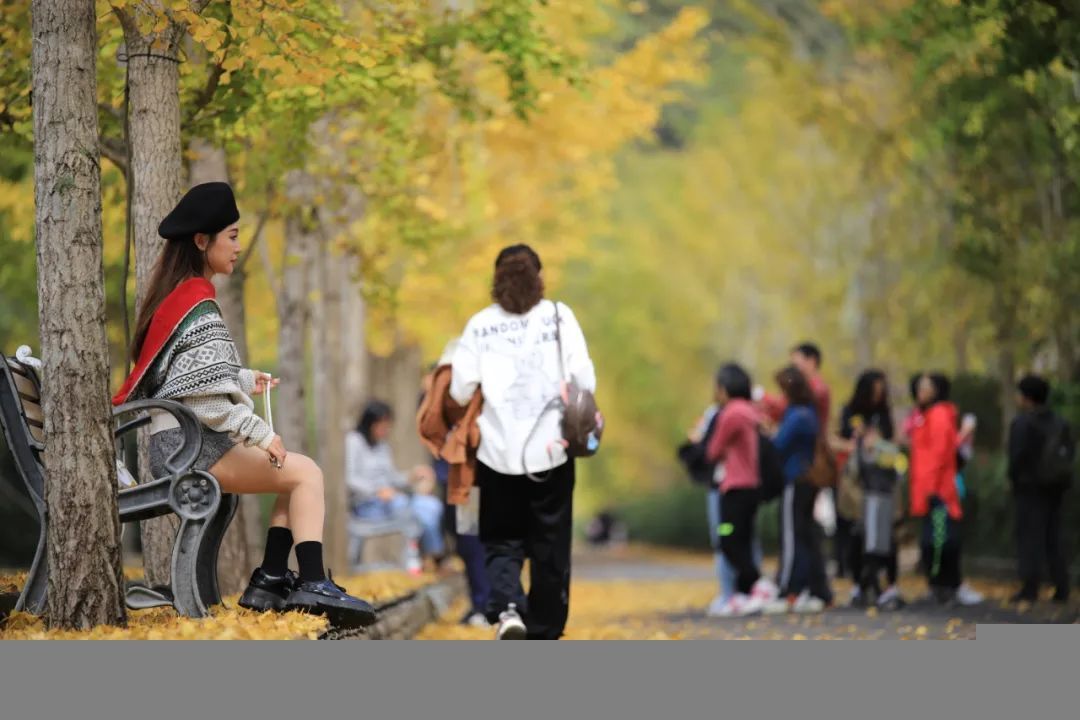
251, 371, 280, 396
267, 435, 287, 469
376, 486, 398, 502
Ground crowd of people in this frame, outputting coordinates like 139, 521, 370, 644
683, 344, 1075, 618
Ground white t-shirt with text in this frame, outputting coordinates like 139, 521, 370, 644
450, 301, 596, 476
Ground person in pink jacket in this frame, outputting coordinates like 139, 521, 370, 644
705, 363, 779, 616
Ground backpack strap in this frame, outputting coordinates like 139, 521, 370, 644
521, 301, 569, 482
552, 300, 568, 384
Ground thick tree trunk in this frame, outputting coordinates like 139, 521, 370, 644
187, 139, 257, 595
313, 232, 349, 572
367, 343, 426, 470
279, 205, 315, 453
343, 269, 368, 426
31, 0, 126, 629
115, 3, 191, 587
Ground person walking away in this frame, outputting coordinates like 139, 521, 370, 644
1008, 375, 1073, 604
770, 366, 833, 612
114, 182, 376, 627
450, 244, 597, 640
704, 364, 777, 617
346, 401, 445, 572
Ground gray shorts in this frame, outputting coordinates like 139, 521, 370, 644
863, 490, 894, 556
149, 427, 237, 478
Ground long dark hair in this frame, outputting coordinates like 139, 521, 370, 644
848, 369, 889, 417
847, 369, 893, 439
358, 400, 394, 446
130, 237, 213, 362
775, 365, 815, 407
492, 244, 544, 314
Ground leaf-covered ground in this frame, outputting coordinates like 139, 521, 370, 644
0, 570, 433, 640
417, 547, 1080, 640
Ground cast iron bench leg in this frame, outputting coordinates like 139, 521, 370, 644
196, 493, 238, 610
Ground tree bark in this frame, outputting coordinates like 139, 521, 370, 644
367, 343, 426, 470
278, 197, 315, 453
312, 229, 349, 572
114, 2, 191, 587
31, 0, 126, 629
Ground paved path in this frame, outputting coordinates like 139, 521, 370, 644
567, 548, 1078, 640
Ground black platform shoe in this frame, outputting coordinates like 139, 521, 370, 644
238, 568, 299, 612
283, 572, 377, 629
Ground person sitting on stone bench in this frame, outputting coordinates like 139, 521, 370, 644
346, 400, 445, 572
113, 182, 375, 629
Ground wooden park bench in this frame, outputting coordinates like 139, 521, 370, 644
0, 346, 238, 619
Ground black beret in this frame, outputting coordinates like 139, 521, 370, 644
158, 182, 240, 241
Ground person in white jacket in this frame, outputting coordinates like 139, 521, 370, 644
450, 244, 596, 640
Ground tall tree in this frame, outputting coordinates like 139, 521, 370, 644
31, 0, 126, 629
112, 0, 209, 586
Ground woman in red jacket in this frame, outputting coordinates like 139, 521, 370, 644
908, 374, 981, 605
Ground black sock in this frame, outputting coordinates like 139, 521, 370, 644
295, 541, 326, 583
260, 526, 294, 577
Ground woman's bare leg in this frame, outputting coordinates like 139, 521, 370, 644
269, 493, 290, 529
210, 444, 325, 542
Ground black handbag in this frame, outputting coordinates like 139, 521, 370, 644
677, 412, 720, 486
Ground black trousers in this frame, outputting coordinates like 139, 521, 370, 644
778, 483, 833, 603
920, 503, 962, 591
1015, 489, 1069, 597
478, 460, 575, 640
834, 516, 854, 578
719, 488, 761, 594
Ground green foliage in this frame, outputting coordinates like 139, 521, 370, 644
953, 373, 1004, 451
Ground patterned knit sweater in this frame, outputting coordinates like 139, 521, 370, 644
141, 300, 274, 450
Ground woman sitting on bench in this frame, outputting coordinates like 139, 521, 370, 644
346, 400, 445, 572
112, 182, 375, 628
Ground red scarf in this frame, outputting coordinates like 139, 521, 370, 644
112, 277, 217, 406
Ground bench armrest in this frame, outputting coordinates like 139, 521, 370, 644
113, 399, 203, 479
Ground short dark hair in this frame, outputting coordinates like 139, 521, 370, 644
492, 244, 544, 314
1017, 374, 1050, 405
358, 400, 394, 445
775, 365, 815, 407
716, 363, 752, 401
792, 342, 822, 368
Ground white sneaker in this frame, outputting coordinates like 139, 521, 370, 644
706, 595, 731, 618
464, 611, 491, 628
762, 596, 792, 615
791, 591, 825, 614
495, 603, 527, 639
711, 593, 762, 618
750, 577, 779, 603
877, 585, 903, 609
955, 583, 984, 606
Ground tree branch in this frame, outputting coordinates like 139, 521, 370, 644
237, 208, 271, 274
183, 0, 233, 127
100, 135, 129, 174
